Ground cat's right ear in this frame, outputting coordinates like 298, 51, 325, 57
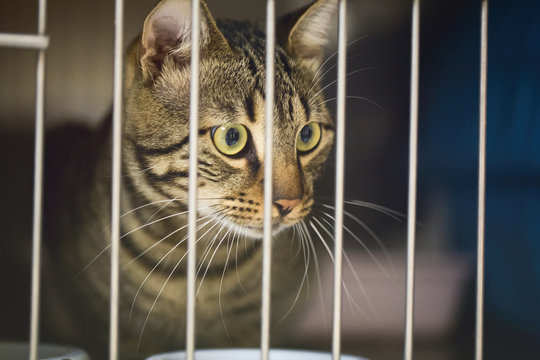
138, 0, 230, 82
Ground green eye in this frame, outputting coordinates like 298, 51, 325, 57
212, 123, 248, 156
296, 122, 321, 153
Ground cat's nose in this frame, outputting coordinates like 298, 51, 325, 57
274, 198, 301, 216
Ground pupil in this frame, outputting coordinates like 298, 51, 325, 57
300, 125, 312, 143
225, 127, 240, 146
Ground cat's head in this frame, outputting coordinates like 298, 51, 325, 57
124, 0, 337, 238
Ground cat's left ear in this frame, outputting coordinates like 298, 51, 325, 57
278, 0, 338, 73
139, 0, 230, 82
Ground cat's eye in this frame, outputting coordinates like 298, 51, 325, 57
296, 122, 321, 153
212, 123, 249, 156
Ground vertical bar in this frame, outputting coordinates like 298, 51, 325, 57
109, 0, 124, 358
475, 1, 488, 359
404, 0, 420, 359
261, 1, 275, 359
29, 0, 47, 359
186, 0, 201, 359
332, 1, 347, 360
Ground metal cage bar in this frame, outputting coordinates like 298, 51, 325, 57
261, 1, 276, 359
109, 0, 124, 359
404, 0, 420, 359
186, 1, 202, 359
0, 33, 49, 49
28, 0, 48, 359
4, 0, 494, 359
475, 1, 489, 359
332, 1, 347, 360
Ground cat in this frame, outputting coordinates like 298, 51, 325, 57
3, 0, 339, 359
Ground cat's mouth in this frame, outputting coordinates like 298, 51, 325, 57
235, 222, 289, 239
222, 213, 308, 239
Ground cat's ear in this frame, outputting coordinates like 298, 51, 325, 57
139, 0, 230, 81
279, 0, 338, 73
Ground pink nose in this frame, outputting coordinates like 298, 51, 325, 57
273, 198, 301, 216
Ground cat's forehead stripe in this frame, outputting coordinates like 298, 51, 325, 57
278, 50, 292, 78
129, 128, 211, 156
245, 96, 256, 123
300, 97, 311, 121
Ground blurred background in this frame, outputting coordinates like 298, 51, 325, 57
1, 0, 539, 359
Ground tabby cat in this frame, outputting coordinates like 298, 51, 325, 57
34, 0, 337, 358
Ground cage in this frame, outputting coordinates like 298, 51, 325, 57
1, 0, 539, 359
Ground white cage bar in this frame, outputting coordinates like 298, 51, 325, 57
261, 1, 276, 360
475, 1, 489, 359
28, 0, 48, 360
0, 0, 493, 359
109, 0, 124, 358
186, 1, 201, 359
0, 23, 50, 360
404, 0, 420, 359
332, 1, 347, 360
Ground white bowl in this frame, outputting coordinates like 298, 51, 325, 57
0, 342, 90, 360
146, 348, 368, 360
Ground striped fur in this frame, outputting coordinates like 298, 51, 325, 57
42, 0, 337, 358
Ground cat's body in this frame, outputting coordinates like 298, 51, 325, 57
42, 120, 310, 358
2, 0, 338, 359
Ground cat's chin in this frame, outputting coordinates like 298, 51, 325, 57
226, 221, 294, 240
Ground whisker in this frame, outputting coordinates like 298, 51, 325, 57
129, 214, 217, 321
234, 224, 247, 293
291, 223, 303, 258
279, 221, 312, 322
197, 220, 234, 295
218, 226, 235, 342
142, 196, 181, 225
123, 209, 222, 270
136, 244, 191, 353
309, 35, 369, 90
308, 53, 366, 95
314, 95, 386, 112
312, 216, 380, 320
308, 218, 366, 317
316, 197, 406, 224
74, 199, 194, 279
317, 210, 393, 280
190, 209, 236, 286
121, 205, 214, 240
120, 196, 223, 219
123, 164, 158, 177
135, 210, 234, 350
73, 244, 111, 280
129, 208, 232, 319
121, 199, 183, 218
345, 200, 406, 223
308, 68, 375, 106
319, 204, 396, 276
304, 220, 327, 327
299, 223, 311, 296
196, 221, 226, 279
